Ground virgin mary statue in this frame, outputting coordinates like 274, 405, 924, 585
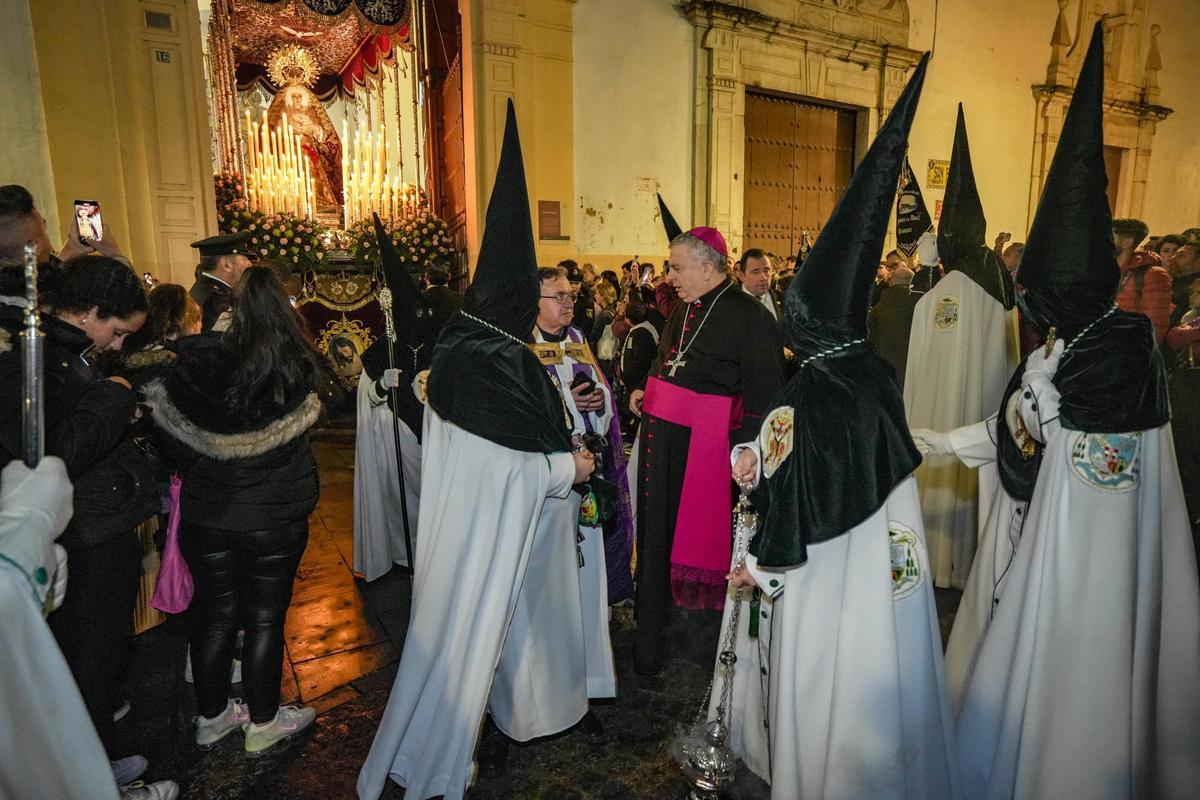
266, 45, 343, 210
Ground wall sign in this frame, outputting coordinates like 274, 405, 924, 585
927, 159, 950, 189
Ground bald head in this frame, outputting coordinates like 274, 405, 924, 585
888, 266, 914, 287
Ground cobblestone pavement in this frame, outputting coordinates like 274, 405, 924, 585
116, 437, 961, 799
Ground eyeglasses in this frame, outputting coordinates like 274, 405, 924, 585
540, 293, 578, 304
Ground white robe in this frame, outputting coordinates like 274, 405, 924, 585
949, 374, 1200, 799
352, 370, 421, 580
712, 440, 960, 800
532, 328, 617, 698
939, 416, 1028, 715
904, 271, 1017, 588
0, 568, 117, 800
357, 410, 587, 800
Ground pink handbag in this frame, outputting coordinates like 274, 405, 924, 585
151, 475, 193, 613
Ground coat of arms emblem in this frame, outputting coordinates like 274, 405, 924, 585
1070, 432, 1141, 492
760, 406, 795, 479
888, 523, 927, 600
933, 295, 959, 330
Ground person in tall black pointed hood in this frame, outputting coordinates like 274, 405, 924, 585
656, 192, 683, 242
711, 53, 961, 799
425, 100, 574, 454
352, 214, 438, 581
917, 23, 1199, 799
937, 104, 1013, 307
358, 100, 600, 800
902, 103, 1019, 589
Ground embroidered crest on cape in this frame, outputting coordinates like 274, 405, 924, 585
1069, 432, 1141, 492
933, 296, 959, 330
760, 406, 795, 479
414, 369, 430, 404
888, 523, 926, 600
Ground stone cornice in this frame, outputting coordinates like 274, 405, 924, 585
481, 41, 520, 58
1031, 84, 1173, 122
682, 0, 922, 70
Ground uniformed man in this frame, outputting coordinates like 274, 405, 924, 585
189, 231, 252, 332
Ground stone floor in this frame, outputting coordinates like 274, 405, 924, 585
116, 436, 961, 799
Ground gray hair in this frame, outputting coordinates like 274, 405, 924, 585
670, 232, 728, 273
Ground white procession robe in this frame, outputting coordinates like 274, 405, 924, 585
904, 271, 1017, 588
711, 439, 960, 800
948, 373, 1200, 799
357, 409, 588, 800
352, 370, 421, 580
0, 568, 117, 799
532, 328, 617, 698
938, 416, 1028, 714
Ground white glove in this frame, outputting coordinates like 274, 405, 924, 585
0, 457, 73, 614
2, 457, 73, 534
379, 368, 402, 390
1023, 337, 1064, 382
917, 230, 938, 268
910, 428, 955, 457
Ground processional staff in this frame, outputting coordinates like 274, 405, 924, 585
373, 214, 415, 575
20, 242, 43, 467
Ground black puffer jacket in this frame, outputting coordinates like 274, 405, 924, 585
143, 336, 322, 532
0, 303, 158, 547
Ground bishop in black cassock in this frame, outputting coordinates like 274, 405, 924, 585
630, 223, 784, 676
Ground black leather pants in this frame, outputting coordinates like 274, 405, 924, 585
180, 519, 308, 723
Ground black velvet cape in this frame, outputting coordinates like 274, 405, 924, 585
748, 345, 922, 569
996, 310, 1169, 501
426, 313, 573, 454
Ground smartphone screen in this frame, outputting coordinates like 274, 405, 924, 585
640, 264, 653, 285
74, 199, 103, 242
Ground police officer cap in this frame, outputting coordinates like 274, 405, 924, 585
190, 231, 252, 258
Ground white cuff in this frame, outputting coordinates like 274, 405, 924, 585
730, 440, 763, 490
948, 418, 998, 468
746, 553, 784, 599
545, 451, 577, 499
1017, 375, 1062, 444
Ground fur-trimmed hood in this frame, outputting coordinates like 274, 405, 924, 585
143, 379, 321, 461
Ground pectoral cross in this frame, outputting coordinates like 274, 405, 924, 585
665, 356, 686, 377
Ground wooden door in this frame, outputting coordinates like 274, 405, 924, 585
743, 92, 856, 256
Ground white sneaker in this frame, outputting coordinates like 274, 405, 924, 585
243, 705, 316, 757
195, 697, 250, 749
119, 780, 179, 800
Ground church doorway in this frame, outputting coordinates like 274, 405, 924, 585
742, 91, 856, 257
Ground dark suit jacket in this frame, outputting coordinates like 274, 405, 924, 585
867, 285, 920, 389
423, 284, 462, 334
189, 274, 232, 332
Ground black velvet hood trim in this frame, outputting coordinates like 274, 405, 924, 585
426, 313, 573, 454
749, 347, 922, 569
996, 310, 1169, 501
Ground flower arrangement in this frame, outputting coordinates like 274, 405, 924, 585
214, 171, 248, 216
348, 208, 454, 268
215, 173, 328, 272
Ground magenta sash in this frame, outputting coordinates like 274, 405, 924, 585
643, 376, 743, 609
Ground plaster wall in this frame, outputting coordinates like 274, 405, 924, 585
905, 0, 1051, 241
1137, 0, 1200, 234
0, 0, 59, 238
907, 0, 1200, 240
28, 0, 215, 283
572, 0, 694, 268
